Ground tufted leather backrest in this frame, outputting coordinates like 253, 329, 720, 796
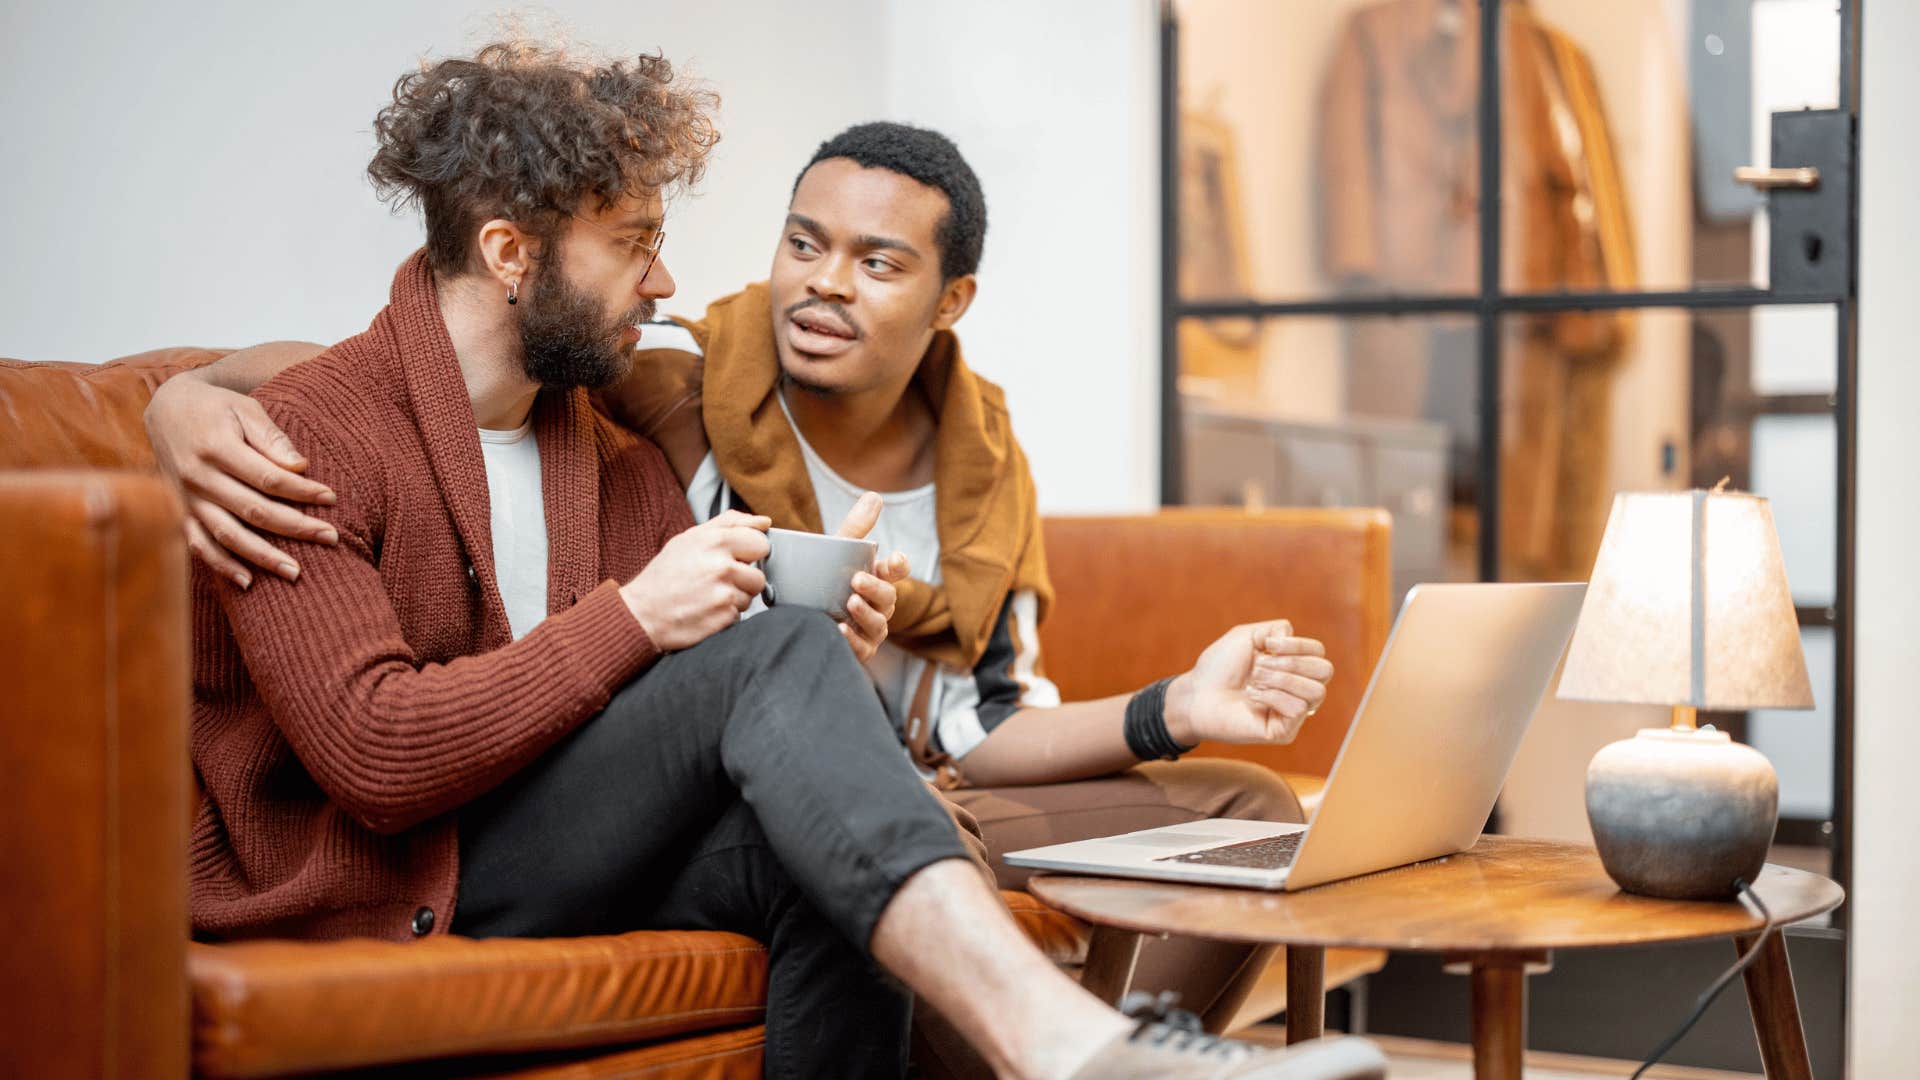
0, 348, 228, 470
1039, 509, 1393, 779
0, 348, 1395, 784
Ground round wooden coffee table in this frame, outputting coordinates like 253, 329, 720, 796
1027, 835, 1843, 1080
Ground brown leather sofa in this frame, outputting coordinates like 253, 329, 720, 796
0, 348, 1392, 1078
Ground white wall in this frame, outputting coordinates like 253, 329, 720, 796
1, 0, 881, 357
1849, 0, 1920, 1069
880, 1, 1162, 513
0, 0, 1160, 514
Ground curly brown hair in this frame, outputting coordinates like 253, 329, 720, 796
367, 40, 720, 275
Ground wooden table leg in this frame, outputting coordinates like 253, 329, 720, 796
1285, 944, 1326, 1044
1737, 932, 1813, 1080
1469, 957, 1528, 1080
1443, 950, 1547, 1080
1080, 925, 1143, 1005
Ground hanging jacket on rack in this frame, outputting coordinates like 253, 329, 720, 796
1316, 0, 1638, 579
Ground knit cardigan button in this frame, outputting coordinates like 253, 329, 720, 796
411, 906, 435, 935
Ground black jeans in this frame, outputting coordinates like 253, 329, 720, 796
456, 608, 968, 1079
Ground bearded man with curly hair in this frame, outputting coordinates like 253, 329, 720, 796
158, 38, 1384, 1080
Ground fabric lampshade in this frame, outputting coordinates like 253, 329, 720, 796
1559, 490, 1813, 710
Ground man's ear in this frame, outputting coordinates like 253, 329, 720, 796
931, 274, 978, 332
475, 219, 533, 292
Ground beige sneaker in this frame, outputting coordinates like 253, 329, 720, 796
1067, 1026, 1385, 1079
1068, 997, 1387, 1079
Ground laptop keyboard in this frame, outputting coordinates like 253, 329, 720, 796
1154, 830, 1305, 870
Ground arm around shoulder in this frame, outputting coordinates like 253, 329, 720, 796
144, 342, 340, 586
190, 341, 329, 393
595, 335, 709, 486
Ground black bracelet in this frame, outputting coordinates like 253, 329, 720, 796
1124, 677, 1195, 762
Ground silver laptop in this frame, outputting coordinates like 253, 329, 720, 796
1004, 582, 1587, 890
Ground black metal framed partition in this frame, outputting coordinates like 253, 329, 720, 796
1158, 0, 1859, 1068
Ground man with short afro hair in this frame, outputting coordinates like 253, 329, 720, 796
620, 120, 1337, 1054
796, 122, 989, 281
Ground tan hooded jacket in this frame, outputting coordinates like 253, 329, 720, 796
622, 281, 1053, 674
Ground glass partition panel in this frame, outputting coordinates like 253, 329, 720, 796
1173, 0, 1844, 303
1750, 413, 1837, 608
1176, 312, 1480, 600
1747, 626, 1835, 821
1498, 304, 1836, 585
1174, 0, 1481, 303
1504, 0, 1840, 295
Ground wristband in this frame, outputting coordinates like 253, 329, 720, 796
1124, 677, 1196, 761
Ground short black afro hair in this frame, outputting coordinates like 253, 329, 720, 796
794, 121, 986, 280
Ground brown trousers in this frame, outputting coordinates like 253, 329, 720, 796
914, 759, 1306, 1077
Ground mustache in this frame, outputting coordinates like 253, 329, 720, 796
782, 297, 861, 340
623, 299, 657, 327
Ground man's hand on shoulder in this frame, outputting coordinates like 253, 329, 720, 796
597, 327, 710, 486
145, 372, 339, 588
1165, 620, 1333, 746
621, 510, 772, 650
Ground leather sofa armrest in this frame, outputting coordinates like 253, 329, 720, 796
0, 471, 190, 1078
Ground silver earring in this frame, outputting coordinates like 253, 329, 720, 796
507, 282, 519, 306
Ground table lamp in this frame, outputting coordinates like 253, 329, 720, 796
1558, 486, 1813, 900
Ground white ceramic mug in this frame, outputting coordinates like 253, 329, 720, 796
759, 528, 878, 620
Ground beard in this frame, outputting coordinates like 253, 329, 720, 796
518, 248, 653, 390
780, 368, 842, 397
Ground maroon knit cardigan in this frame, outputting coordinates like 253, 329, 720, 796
189, 251, 693, 941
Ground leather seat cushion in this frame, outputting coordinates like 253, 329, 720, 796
366, 1025, 769, 1080
190, 891, 1086, 1078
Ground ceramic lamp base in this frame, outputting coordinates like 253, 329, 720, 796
1586, 727, 1778, 900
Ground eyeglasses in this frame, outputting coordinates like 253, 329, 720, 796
570, 213, 667, 280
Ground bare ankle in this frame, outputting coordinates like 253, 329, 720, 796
1007, 1008, 1131, 1080
869, 860, 1129, 1079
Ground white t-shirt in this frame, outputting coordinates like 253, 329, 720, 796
681, 366, 1060, 767
774, 390, 954, 736
477, 420, 549, 641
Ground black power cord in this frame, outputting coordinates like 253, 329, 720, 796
1631, 878, 1777, 1079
